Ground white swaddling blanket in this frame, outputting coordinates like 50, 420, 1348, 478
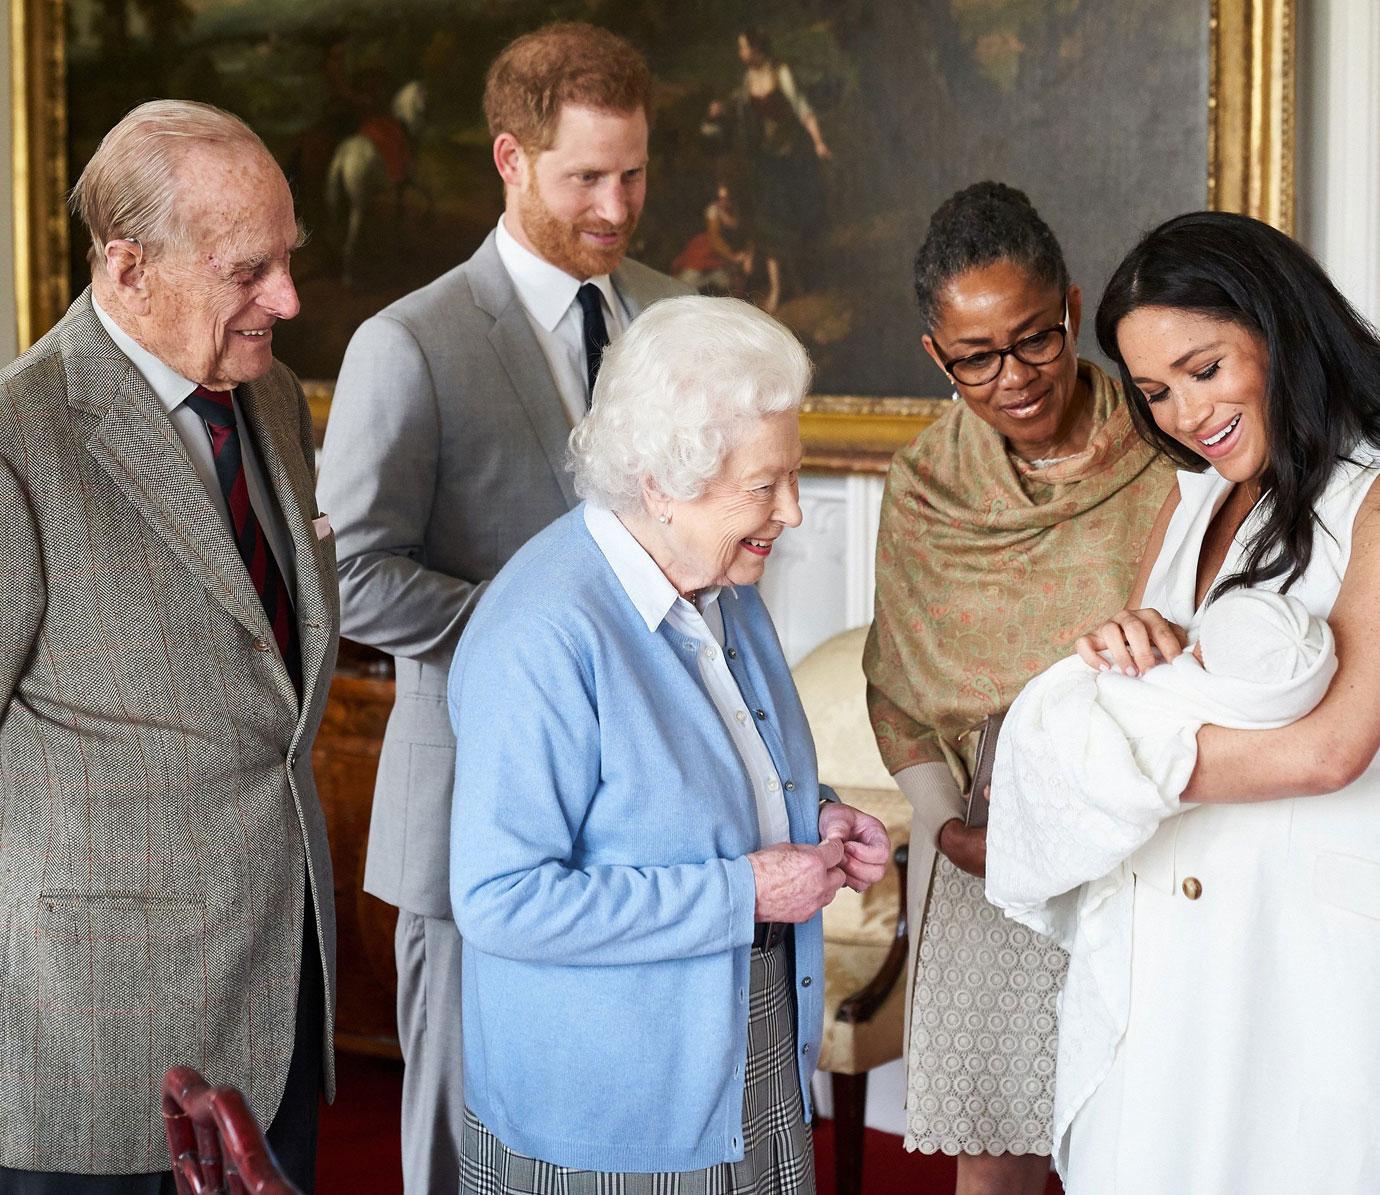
984, 589, 1336, 1159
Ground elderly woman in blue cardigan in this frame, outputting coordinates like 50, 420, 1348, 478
447, 295, 890, 1192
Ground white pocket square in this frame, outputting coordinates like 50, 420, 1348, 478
312, 514, 333, 540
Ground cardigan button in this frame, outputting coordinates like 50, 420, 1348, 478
784, 781, 796, 792
801, 976, 812, 988
726, 647, 738, 659
754, 708, 766, 720
1182, 876, 1203, 900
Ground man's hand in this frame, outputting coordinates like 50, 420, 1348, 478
818, 802, 890, 892
937, 817, 987, 878
748, 839, 847, 922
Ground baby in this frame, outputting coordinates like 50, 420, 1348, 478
983, 588, 1336, 1168
987, 587, 1335, 920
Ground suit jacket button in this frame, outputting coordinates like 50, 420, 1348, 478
252, 639, 271, 653
1182, 876, 1203, 900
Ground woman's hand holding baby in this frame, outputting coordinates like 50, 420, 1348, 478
1076, 608, 1188, 678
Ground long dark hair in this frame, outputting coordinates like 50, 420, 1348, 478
1096, 210, 1380, 598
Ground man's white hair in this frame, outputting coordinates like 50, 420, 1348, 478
70, 99, 270, 265
569, 295, 812, 514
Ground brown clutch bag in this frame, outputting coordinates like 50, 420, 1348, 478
963, 710, 1007, 829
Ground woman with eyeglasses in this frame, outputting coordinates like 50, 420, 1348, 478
863, 181, 1175, 1194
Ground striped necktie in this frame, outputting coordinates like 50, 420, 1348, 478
183, 385, 301, 694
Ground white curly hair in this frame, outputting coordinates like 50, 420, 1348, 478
569, 295, 812, 514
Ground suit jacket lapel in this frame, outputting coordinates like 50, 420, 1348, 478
64, 305, 279, 653
235, 373, 336, 711
612, 261, 653, 320
470, 234, 579, 507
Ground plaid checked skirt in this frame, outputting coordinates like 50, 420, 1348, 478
459, 940, 815, 1194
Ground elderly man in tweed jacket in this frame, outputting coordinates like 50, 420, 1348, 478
0, 101, 339, 1193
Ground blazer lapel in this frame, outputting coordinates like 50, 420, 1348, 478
470, 234, 580, 508
235, 372, 337, 715
66, 322, 278, 653
612, 261, 651, 320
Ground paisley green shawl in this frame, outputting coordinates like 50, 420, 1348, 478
863, 361, 1176, 788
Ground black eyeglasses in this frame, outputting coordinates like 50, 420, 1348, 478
938, 300, 1071, 387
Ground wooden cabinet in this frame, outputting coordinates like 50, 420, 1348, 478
312, 651, 401, 1057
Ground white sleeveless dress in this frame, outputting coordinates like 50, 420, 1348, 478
1063, 455, 1380, 1193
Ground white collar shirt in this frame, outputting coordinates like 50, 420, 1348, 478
494, 216, 628, 427
92, 297, 297, 598
584, 503, 791, 848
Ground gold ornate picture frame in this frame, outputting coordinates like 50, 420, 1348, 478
12, 0, 1294, 472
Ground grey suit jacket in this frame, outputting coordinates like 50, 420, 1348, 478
0, 292, 340, 1174
318, 231, 688, 917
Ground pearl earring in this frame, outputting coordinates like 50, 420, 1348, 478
950, 386, 961, 403
658, 513, 669, 524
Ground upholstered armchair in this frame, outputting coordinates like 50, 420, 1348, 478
792, 627, 911, 1195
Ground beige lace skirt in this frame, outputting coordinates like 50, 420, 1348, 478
905, 854, 1067, 1156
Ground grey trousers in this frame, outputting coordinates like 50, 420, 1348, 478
396, 909, 465, 1195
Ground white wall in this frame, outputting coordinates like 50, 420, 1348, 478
1300, 0, 1380, 327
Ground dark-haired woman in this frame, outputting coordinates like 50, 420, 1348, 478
1061, 210, 1380, 1193
863, 182, 1174, 1193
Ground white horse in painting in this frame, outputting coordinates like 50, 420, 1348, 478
327, 80, 429, 288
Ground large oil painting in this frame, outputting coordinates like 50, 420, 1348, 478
16, 0, 1292, 451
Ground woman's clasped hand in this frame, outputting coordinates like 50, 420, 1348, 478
1074, 607, 1189, 676
749, 804, 889, 922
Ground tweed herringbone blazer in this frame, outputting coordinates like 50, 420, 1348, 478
0, 292, 340, 1174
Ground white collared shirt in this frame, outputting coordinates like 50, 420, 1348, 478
584, 503, 791, 848
494, 216, 628, 426
92, 298, 297, 597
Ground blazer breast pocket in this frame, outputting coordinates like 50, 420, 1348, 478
1314, 851, 1380, 922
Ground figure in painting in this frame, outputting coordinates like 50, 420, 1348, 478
671, 180, 772, 304
703, 27, 831, 312
327, 75, 431, 289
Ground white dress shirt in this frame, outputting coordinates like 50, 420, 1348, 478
494, 216, 629, 426
584, 503, 791, 847
92, 298, 297, 597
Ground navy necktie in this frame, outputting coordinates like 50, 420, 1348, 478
183, 385, 301, 694
576, 283, 610, 405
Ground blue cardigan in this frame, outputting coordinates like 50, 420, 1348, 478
448, 506, 827, 1173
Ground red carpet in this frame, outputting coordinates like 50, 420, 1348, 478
319, 1053, 1063, 1194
